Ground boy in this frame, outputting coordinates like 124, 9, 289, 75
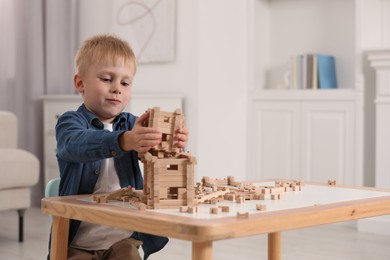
52, 34, 188, 259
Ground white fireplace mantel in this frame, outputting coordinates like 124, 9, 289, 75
358, 50, 390, 236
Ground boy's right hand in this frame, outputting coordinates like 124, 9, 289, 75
119, 112, 162, 153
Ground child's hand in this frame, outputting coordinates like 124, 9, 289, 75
119, 112, 162, 153
176, 127, 188, 150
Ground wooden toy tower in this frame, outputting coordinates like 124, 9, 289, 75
140, 107, 197, 209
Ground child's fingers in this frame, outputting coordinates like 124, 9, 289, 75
135, 111, 150, 126
139, 126, 161, 136
177, 140, 186, 149
176, 128, 188, 142
180, 127, 189, 134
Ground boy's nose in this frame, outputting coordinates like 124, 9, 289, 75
111, 83, 121, 94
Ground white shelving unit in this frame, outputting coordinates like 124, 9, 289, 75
248, 0, 356, 91
246, 0, 390, 235
246, 0, 363, 185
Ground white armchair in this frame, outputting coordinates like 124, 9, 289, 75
0, 111, 39, 242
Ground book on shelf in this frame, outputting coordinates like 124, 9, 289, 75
312, 55, 318, 89
317, 55, 337, 89
290, 56, 298, 89
288, 53, 337, 90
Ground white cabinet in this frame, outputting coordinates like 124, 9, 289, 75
248, 90, 362, 185
300, 101, 355, 183
43, 94, 183, 186
249, 101, 300, 180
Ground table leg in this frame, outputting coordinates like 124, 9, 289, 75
192, 241, 212, 260
268, 232, 281, 260
50, 216, 70, 260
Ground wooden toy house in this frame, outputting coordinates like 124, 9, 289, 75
140, 107, 197, 209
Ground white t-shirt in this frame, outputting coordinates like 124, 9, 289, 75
71, 123, 133, 250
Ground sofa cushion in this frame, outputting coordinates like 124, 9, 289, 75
0, 188, 31, 211
0, 149, 39, 190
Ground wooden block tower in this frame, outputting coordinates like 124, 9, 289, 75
140, 107, 197, 209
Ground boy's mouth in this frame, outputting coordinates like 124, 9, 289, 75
106, 98, 121, 104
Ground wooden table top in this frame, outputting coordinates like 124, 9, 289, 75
41, 181, 390, 242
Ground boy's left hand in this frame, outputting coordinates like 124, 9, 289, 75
176, 127, 188, 149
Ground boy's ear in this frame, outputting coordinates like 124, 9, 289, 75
74, 74, 84, 94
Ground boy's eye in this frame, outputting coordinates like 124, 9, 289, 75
100, 77, 111, 82
121, 81, 131, 87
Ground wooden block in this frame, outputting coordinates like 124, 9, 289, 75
256, 204, 267, 211
174, 115, 182, 133
174, 108, 183, 115
226, 194, 236, 201
236, 197, 245, 204
270, 187, 286, 194
254, 194, 265, 200
210, 198, 217, 204
210, 207, 221, 214
261, 188, 271, 194
293, 185, 303, 191
227, 176, 235, 185
236, 212, 249, 219
136, 203, 147, 211
93, 195, 101, 203
179, 206, 188, 213
188, 206, 198, 214
219, 206, 230, 212
178, 188, 186, 199
271, 193, 282, 200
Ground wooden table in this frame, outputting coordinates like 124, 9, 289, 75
41, 182, 390, 260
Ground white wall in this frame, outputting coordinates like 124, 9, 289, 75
196, 1, 248, 181
77, 0, 249, 182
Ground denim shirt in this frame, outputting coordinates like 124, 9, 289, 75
50, 104, 168, 259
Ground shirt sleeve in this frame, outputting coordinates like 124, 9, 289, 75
55, 112, 127, 163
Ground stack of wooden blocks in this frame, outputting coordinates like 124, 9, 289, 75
140, 107, 197, 209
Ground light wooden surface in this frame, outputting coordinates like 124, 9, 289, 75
41, 182, 390, 260
2, 207, 390, 260
268, 232, 281, 260
50, 217, 69, 260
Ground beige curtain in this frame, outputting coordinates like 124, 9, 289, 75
0, 0, 77, 205
0, 0, 45, 205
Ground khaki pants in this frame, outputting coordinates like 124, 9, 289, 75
68, 238, 143, 260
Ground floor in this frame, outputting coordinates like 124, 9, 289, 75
0, 207, 389, 260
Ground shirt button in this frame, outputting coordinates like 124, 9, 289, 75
94, 169, 100, 175
111, 151, 117, 156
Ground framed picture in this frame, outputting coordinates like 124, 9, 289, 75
78, 0, 176, 64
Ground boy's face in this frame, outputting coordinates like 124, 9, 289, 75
74, 59, 135, 123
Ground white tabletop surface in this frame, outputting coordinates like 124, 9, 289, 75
85, 182, 390, 220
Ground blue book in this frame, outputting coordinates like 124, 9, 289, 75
317, 55, 337, 89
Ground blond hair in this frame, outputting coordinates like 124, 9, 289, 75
74, 34, 137, 76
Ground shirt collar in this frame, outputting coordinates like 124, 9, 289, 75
77, 104, 127, 129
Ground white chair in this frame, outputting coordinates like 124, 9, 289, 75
0, 111, 39, 242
